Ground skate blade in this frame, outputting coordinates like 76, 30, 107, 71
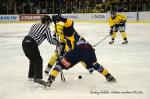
33, 83, 51, 89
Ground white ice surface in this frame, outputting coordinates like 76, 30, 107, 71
0, 23, 150, 99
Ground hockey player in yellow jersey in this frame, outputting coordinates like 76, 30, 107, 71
109, 11, 128, 44
44, 15, 116, 87
44, 16, 94, 74
44, 21, 66, 74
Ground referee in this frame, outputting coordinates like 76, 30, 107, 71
22, 15, 57, 84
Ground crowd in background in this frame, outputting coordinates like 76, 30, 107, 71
0, 0, 150, 14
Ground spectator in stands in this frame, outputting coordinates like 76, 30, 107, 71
0, 0, 150, 14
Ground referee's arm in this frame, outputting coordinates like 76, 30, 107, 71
46, 28, 58, 45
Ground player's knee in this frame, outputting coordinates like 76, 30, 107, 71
56, 61, 65, 70
53, 64, 62, 72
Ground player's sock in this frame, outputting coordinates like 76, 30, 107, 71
94, 63, 116, 82
46, 64, 62, 87
121, 32, 128, 44
46, 67, 60, 87
50, 67, 60, 77
109, 32, 116, 44
94, 63, 109, 76
45, 52, 58, 74
97, 66, 109, 76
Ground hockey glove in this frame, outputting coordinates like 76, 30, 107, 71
52, 37, 59, 45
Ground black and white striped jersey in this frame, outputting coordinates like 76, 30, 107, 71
28, 23, 57, 45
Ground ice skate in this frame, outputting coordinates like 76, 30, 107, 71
34, 79, 47, 86
122, 40, 128, 44
106, 74, 116, 82
45, 76, 55, 87
109, 40, 114, 44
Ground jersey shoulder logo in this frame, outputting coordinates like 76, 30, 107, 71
61, 58, 71, 68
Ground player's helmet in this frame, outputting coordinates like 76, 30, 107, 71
41, 15, 52, 24
52, 15, 61, 23
111, 11, 116, 19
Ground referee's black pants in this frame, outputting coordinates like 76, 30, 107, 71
22, 36, 43, 79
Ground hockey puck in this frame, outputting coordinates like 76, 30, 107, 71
78, 75, 82, 79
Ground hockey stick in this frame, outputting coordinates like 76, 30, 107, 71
60, 70, 65, 81
54, 17, 66, 82
56, 0, 66, 82
92, 25, 121, 47
93, 34, 110, 47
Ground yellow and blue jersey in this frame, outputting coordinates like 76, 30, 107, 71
55, 18, 83, 52
109, 14, 127, 27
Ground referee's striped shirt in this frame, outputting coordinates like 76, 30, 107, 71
28, 23, 57, 45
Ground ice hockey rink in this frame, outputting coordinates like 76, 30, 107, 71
0, 22, 150, 99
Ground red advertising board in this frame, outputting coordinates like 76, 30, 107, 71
19, 14, 44, 21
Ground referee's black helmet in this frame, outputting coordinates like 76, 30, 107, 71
41, 15, 52, 24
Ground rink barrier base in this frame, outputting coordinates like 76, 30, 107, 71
0, 20, 150, 24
